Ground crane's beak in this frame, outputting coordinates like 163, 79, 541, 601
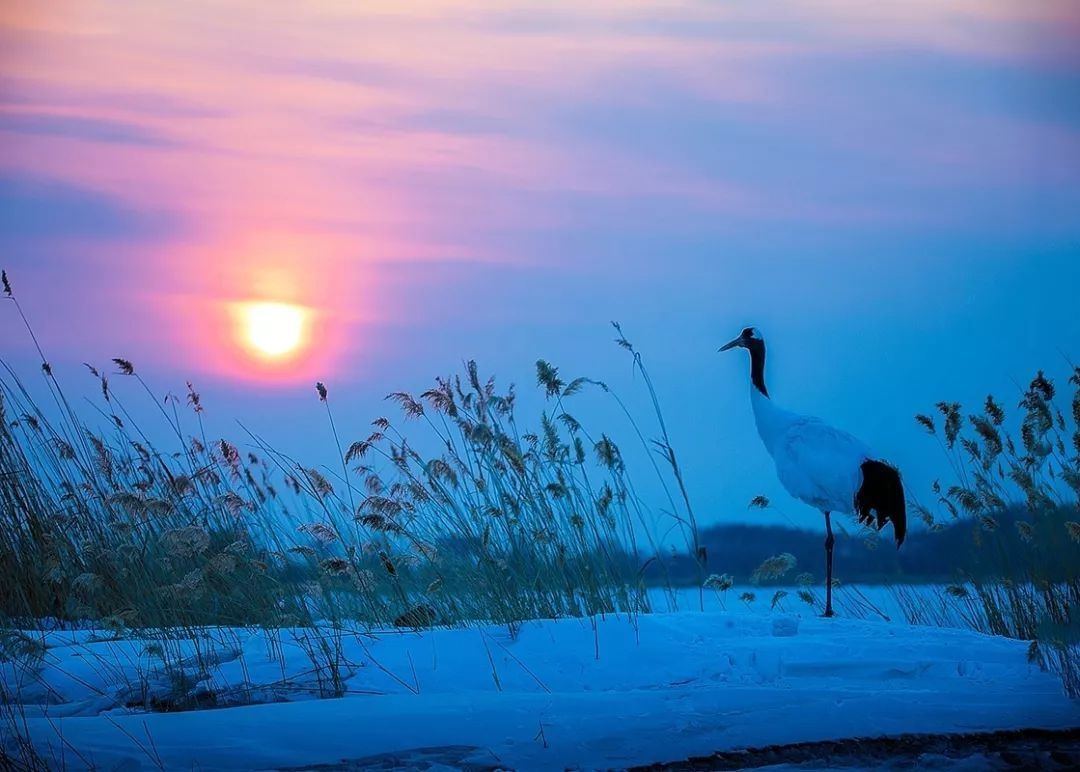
718, 337, 744, 352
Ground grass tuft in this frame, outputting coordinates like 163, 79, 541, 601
899, 367, 1080, 696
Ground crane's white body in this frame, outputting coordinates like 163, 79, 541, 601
751, 387, 872, 515
723, 325, 903, 617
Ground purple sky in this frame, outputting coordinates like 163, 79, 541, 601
2, 2, 1079, 530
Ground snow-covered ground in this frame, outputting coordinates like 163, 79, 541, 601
3, 593, 1077, 771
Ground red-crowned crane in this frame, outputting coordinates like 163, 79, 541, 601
720, 327, 906, 617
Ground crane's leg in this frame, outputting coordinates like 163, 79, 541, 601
823, 511, 835, 618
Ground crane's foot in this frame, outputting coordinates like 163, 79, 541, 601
822, 608, 835, 618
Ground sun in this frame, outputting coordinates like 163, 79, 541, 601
239, 302, 308, 359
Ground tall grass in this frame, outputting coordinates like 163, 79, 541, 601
899, 368, 1080, 695
0, 275, 707, 633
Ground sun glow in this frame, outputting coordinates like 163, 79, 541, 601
239, 302, 309, 359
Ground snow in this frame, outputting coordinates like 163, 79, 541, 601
3, 602, 1077, 770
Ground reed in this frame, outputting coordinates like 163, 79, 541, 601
0, 271, 700, 751
898, 368, 1080, 695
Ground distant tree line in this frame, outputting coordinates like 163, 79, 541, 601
645, 506, 1078, 586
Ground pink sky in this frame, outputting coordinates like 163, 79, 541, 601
2, 1, 1079, 525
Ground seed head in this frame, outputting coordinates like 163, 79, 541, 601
112, 358, 135, 375
704, 573, 734, 591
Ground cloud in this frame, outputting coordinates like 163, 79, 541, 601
258, 55, 408, 88
0, 76, 224, 120
0, 112, 180, 147
0, 174, 174, 240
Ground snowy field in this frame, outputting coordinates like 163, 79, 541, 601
3, 584, 1077, 771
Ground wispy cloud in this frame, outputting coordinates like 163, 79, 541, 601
0, 112, 181, 147
1, 0, 1077, 383
0, 173, 176, 239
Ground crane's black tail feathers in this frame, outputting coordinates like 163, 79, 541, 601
855, 460, 906, 548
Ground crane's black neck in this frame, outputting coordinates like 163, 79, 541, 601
747, 339, 768, 397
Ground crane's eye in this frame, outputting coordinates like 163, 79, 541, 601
742, 327, 754, 339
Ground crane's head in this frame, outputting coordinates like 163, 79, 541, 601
719, 326, 763, 352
